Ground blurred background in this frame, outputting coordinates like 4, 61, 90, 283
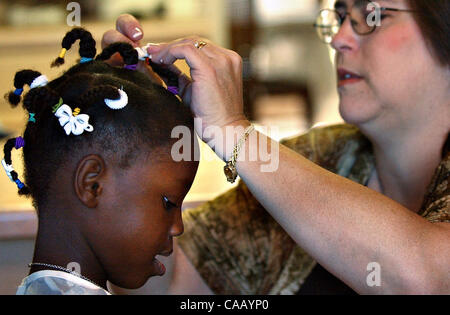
0, 0, 342, 294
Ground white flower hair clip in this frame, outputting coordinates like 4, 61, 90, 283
53, 98, 93, 136
104, 88, 128, 110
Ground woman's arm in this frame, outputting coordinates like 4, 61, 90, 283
226, 121, 450, 294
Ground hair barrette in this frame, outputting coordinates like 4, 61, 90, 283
104, 88, 128, 110
53, 99, 93, 136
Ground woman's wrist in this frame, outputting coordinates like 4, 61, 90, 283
202, 118, 252, 162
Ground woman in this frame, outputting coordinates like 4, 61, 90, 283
104, 0, 449, 294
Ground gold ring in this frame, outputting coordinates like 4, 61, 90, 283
194, 41, 207, 50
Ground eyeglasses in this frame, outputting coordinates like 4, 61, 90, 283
314, 0, 416, 44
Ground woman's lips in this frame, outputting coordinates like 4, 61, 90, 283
337, 69, 364, 87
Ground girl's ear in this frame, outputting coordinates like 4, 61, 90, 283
74, 155, 106, 208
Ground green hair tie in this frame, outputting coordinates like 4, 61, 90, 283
52, 98, 64, 113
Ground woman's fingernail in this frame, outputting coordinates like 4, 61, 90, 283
132, 27, 143, 39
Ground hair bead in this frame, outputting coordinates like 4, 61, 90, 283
167, 86, 179, 96
59, 48, 67, 59
29, 113, 36, 123
80, 57, 93, 64
124, 64, 138, 71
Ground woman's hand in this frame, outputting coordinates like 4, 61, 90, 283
101, 14, 163, 85
103, 15, 248, 142
146, 37, 248, 138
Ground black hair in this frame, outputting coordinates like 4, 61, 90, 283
3, 28, 191, 209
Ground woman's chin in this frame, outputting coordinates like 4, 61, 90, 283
338, 100, 378, 126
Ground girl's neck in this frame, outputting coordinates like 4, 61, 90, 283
363, 123, 448, 212
31, 211, 108, 290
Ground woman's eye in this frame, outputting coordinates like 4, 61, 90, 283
162, 196, 177, 211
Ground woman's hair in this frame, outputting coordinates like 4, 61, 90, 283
3, 28, 192, 208
407, 0, 450, 67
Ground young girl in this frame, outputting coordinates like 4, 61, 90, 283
3, 28, 198, 295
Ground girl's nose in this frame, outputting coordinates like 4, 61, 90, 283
170, 209, 184, 237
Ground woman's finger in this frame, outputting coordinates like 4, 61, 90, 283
116, 14, 144, 41
101, 29, 137, 49
148, 42, 210, 71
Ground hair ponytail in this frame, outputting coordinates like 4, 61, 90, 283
51, 28, 97, 67
95, 42, 139, 67
3, 138, 30, 196
4, 70, 46, 106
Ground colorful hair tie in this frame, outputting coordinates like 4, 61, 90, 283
59, 48, 67, 59
104, 88, 129, 110
30, 75, 49, 89
167, 86, 179, 96
15, 137, 25, 150
124, 64, 138, 71
29, 113, 36, 123
15, 179, 25, 190
14, 88, 24, 96
1, 159, 14, 182
80, 57, 93, 64
135, 45, 150, 61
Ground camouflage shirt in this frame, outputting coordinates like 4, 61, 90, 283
178, 124, 450, 294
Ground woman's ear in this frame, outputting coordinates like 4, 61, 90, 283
74, 155, 106, 208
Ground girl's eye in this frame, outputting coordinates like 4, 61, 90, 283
162, 196, 177, 211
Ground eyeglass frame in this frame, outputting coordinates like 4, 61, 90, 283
313, 1, 417, 43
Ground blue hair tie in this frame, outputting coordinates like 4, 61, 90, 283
80, 57, 93, 64
29, 113, 36, 123
15, 179, 24, 190
14, 88, 24, 96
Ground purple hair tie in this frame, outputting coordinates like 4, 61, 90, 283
167, 86, 179, 95
124, 64, 138, 71
15, 137, 25, 149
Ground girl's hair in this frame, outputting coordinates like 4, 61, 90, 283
3, 27, 192, 208
407, 0, 450, 67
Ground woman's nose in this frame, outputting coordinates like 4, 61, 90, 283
331, 16, 359, 53
170, 209, 184, 237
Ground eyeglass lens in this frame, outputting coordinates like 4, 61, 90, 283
315, 0, 376, 43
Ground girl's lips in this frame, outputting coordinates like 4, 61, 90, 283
337, 69, 364, 87
152, 258, 166, 276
